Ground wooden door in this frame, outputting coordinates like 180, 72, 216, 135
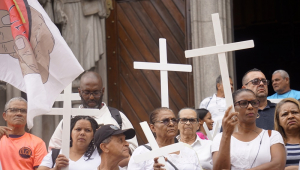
106, 0, 193, 144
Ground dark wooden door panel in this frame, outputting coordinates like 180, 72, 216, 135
107, 0, 193, 144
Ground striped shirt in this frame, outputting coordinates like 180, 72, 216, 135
286, 143, 300, 166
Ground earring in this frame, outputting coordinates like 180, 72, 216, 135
257, 113, 260, 118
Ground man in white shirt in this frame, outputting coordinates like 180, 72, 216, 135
199, 75, 233, 127
177, 108, 212, 170
48, 71, 138, 167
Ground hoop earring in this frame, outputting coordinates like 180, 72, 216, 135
257, 113, 260, 118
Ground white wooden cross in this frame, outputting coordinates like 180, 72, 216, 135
185, 13, 255, 129
203, 121, 219, 140
134, 38, 192, 107
268, 99, 282, 103
45, 84, 99, 170
133, 122, 203, 170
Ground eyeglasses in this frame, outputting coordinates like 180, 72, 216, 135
155, 118, 178, 126
5, 108, 27, 114
245, 78, 269, 86
234, 100, 260, 108
81, 90, 102, 97
179, 118, 198, 124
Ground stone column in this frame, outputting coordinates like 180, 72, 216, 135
95, 18, 108, 104
190, 0, 235, 108
0, 82, 7, 125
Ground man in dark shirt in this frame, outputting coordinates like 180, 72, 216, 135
242, 68, 276, 130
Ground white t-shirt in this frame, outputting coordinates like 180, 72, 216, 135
177, 135, 213, 170
211, 130, 284, 170
128, 143, 202, 170
48, 102, 138, 152
199, 94, 226, 126
39, 149, 100, 170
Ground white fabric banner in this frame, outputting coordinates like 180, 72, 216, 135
0, 0, 84, 129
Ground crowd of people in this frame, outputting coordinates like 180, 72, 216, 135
0, 69, 300, 170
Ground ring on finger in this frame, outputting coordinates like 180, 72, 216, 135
231, 116, 237, 121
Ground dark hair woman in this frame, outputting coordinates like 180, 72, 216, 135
212, 89, 286, 170
274, 98, 300, 169
127, 107, 201, 170
196, 109, 214, 140
38, 116, 99, 170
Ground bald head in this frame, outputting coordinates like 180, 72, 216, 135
79, 71, 105, 108
80, 71, 103, 89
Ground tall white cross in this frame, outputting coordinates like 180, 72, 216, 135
134, 38, 192, 107
185, 13, 254, 120
45, 84, 99, 170
133, 122, 203, 170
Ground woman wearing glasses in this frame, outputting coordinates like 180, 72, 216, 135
274, 98, 300, 170
127, 107, 201, 170
212, 89, 286, 170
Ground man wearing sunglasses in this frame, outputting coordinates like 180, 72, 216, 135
242, 68, 276, 130
48, 71, 138, 168
0, 97, 47, 170
268, 70, 300, 100
176, 108, 212, 170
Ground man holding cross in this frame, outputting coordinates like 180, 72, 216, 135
199, 75, 233, 128
242, 68, 276, 130
48, 71, 138, 166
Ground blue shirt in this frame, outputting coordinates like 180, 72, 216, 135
256, 100, 276, 130
268, 89, 300, 100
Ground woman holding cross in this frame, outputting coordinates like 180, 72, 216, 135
212, 89, 286, 170
127, 107, 201, 170
38, 116, 100, 170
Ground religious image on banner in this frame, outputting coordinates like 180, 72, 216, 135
0, 0, 84, 129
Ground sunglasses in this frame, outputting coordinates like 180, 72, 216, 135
245, 78, 269, 86
155, 118, 178, 126
234, 100, 260, 108
179, 118, 198, 124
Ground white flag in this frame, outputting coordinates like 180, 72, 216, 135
0, 0, 84, 129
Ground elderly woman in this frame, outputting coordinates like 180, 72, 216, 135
127, 107, 201, 170
38, 116, 100, 170
275, 98, 300, 170
212, 89, 286, 170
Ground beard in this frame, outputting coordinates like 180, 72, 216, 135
80, 94, 103, 109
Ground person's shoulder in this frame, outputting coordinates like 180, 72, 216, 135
267, 100, 277, 107
132, 144, 150, 155
267, 93, 276, 99
26, 133, 45, 144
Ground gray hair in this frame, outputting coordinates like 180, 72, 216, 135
97, 136, 112, 155
273, 70, 290, 79
178, 107, 197, 118
4, 97, 27, 112
216, 75, 232, 91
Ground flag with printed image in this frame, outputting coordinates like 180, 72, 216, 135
0, 0, 84, 129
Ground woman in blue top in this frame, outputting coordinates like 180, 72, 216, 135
275, 98, 300, 170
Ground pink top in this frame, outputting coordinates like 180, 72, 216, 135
196, 131, 208, 140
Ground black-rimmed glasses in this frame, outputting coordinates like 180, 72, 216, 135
81, 90, 103, 97
5, 108, 27, 114
179, 118, 198, 124
234, 100, 260, 108
245, 78, 269, 86
154, 118, 178, 126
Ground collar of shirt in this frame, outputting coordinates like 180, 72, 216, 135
259, 100, 276, 111
78, 102, 108, 120
176, 134, 202, 146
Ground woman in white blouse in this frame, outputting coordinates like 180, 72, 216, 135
128, 107, 201, 170
212, 89, 286, 170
